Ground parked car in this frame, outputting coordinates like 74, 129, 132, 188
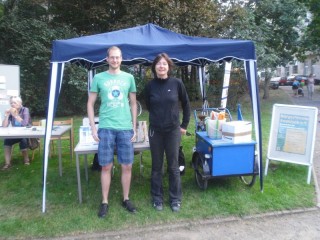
279, 76, 288, 86
269, 77, 280, 89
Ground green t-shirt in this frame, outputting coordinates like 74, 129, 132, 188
90, 71, 136, 130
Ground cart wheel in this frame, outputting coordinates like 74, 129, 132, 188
240, 156, 258, 187
240, 174, 257, 187
193, 153, 208, 190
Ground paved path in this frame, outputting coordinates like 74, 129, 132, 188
54, 86, 320, 240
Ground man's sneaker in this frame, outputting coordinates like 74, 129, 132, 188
153, 202, 163, 211
98, 203, 109, 218
170, 202, 181, 212
122, 199, 137, 213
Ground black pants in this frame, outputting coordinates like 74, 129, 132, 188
149, 127, 182, 204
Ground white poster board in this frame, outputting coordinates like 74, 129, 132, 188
0, 65, 20, 126
265, 104, 318, 184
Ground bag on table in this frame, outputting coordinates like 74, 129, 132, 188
28, 138, 40, 150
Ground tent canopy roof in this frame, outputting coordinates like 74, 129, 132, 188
51, 23, 256, 69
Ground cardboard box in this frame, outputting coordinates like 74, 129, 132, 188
221, 121, 252, 143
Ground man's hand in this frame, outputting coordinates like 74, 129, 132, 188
91, 128, 100, 142
131, 129, 137, 142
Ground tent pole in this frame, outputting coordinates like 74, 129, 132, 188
42, 63, 57, 212
87, 70, 94, 96
42, 62, 65, 213
199, 66, 209, 109
245, 60, 263, 191
198, 66, 203, 104
220, 61, 232, 108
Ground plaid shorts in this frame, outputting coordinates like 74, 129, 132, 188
97, 128, 134, 166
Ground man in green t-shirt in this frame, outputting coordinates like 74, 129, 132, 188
87, 46, 137, 218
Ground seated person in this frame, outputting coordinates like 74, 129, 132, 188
2, 96, 31, 170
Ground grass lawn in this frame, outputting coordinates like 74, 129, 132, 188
0, 88, 317, 239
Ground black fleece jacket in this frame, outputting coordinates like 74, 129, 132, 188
145, 77, 190, 132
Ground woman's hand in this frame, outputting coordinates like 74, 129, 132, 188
180, 128, 187, 135
4, 108, 11, 117
9, 108, 18, 117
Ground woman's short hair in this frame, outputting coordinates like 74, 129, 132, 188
151, 53, 174, 77
10, 96, 22, 104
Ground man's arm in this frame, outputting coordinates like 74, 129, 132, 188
129, 92, 137, 141
87, 92, 99, 141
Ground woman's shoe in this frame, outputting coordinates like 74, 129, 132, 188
24, 160, 30, 165
2, 164, 12, 170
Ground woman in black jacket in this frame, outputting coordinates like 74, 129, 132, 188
145, 53, 190, 212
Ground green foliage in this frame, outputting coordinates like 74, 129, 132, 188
214, 0, 257, 39
0, 3, 3, 18
178, 66, 200, 102
0, 0, 78, 117
297, 0, 320, 59
50, 0, 118, 34
0, 0, 313, 114
50, 0, 220, 37
56, 65, 88, 117
121, 65, 150, 101
205, 63, 224, 106
246, 0, 308, 99
204, 62, 248, 110
252, 0, 307, 69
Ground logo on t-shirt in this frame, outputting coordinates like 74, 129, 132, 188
108, 86, 123, 100
107, 86, 124, 108
112, 89, 120, 97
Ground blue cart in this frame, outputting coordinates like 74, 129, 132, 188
191, 108, 258, 190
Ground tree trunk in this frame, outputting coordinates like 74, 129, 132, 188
263, 80, 270, 99
262, 71, 272, 99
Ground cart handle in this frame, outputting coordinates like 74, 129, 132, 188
193, 108, 232, 121
193, 107, 233, 132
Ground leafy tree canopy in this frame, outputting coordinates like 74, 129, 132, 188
0, 0, 313, 113
0, 0, 79, 116
296, 0, 320, 60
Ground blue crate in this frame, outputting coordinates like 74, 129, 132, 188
196, 132, 256, 177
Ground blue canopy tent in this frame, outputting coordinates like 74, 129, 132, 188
44, 23, 262, 212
